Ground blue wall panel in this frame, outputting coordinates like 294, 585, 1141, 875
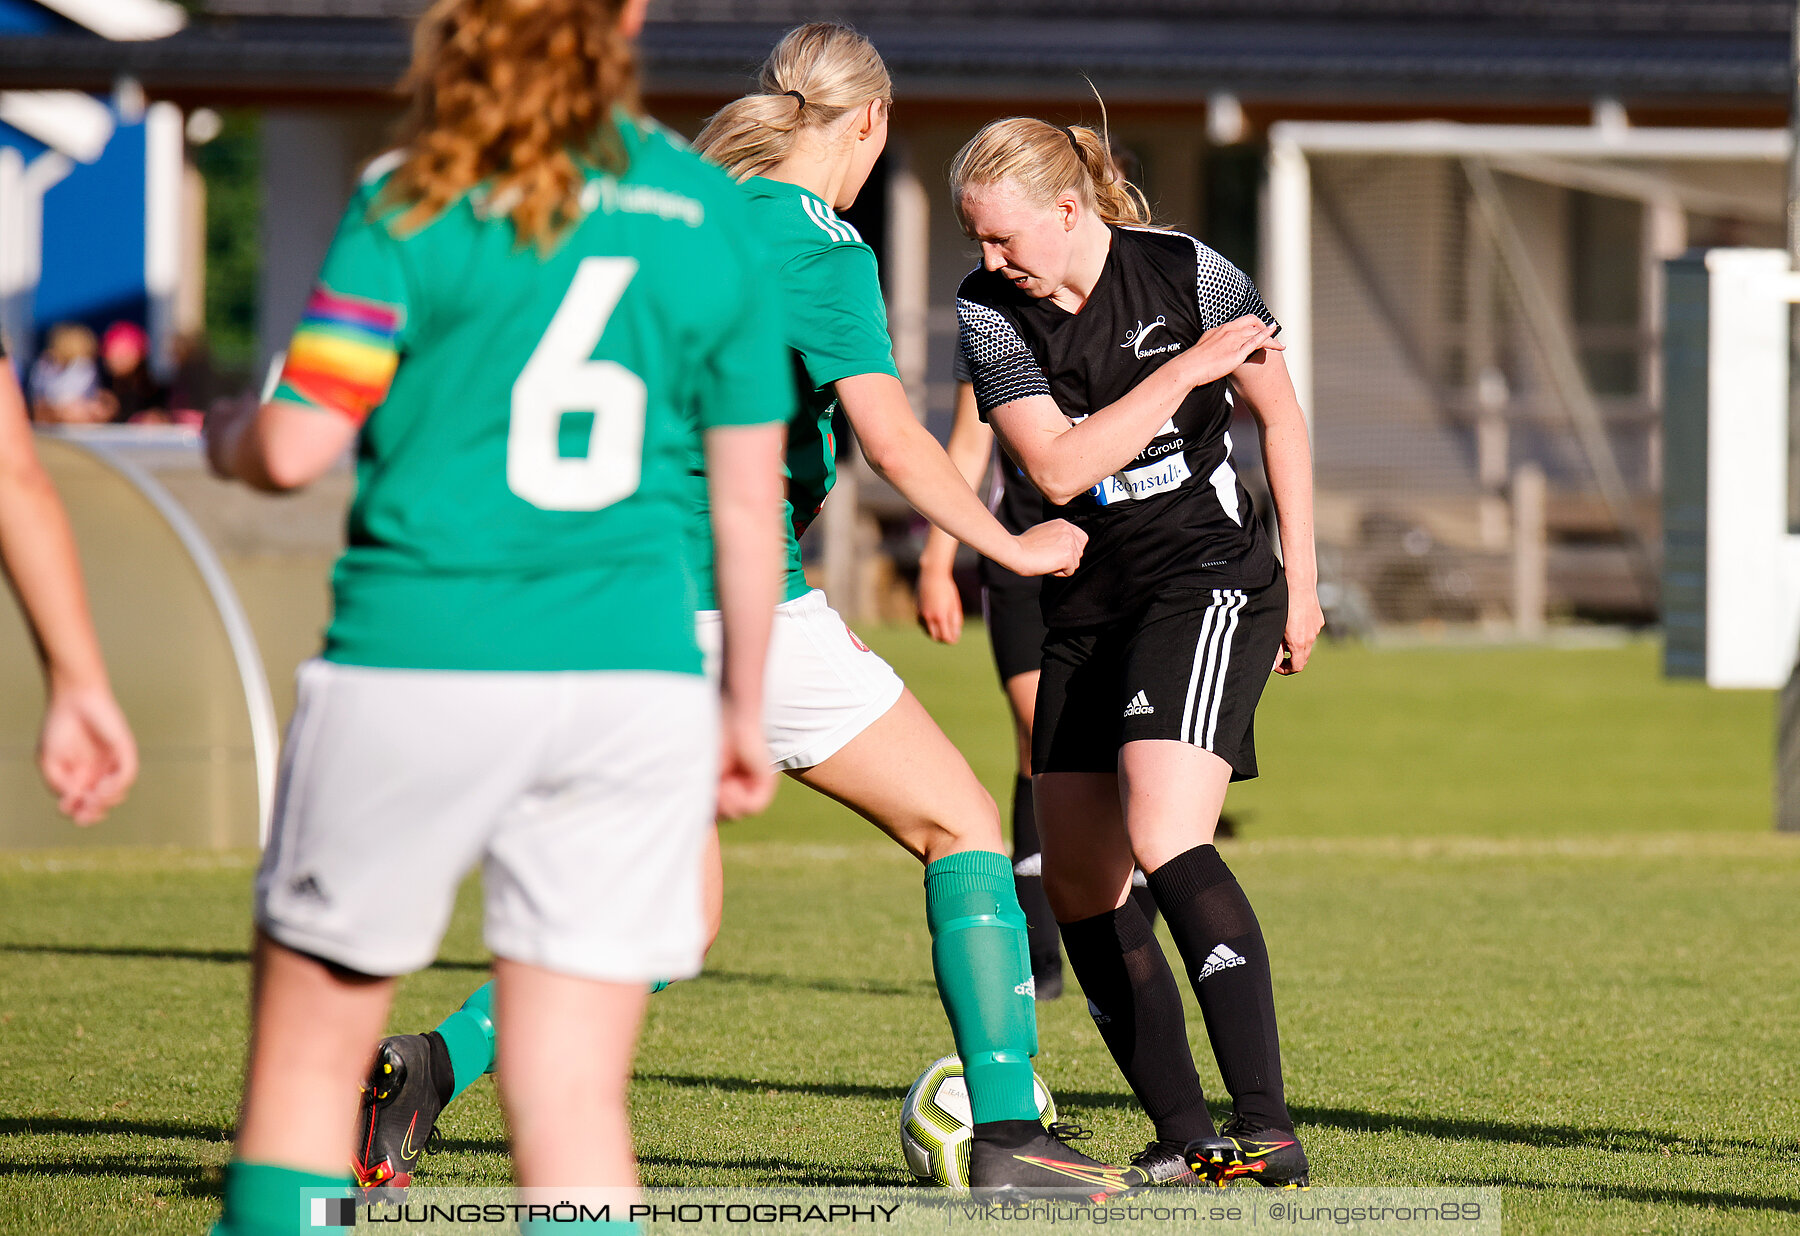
0, 0, 79, 35
35, 116, 148, 345
0, 118, 51, 164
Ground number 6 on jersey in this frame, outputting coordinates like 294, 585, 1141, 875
508, 256, 648, 511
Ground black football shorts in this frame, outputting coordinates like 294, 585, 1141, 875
1032, 574, 1288, 779
982, 574, 1049, 684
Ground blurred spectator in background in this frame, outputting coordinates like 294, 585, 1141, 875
28, 323, 110, 424
100, 321, 170, 424
0, 330, 138, 822
164, 331, 216, 427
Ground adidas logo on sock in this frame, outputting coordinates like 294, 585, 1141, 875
1123, 690, 1154, 717
1086, 999, 1112, 1026
1197, 943, 1247, 982
1015, 976, 1037, 998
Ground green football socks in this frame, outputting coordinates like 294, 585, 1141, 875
923, 849, 1041, 1124
212, 1161, 352, 1236
437, 974, 676, 1106
435, 981, 499, 1102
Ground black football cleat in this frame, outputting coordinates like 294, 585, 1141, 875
1186, 1117, 1309, 1188
968, 1119, 1139, 1197
1032, 967, 1064, 1001
1128, 1139, 1200, 1185
353, 1033, 450, 1190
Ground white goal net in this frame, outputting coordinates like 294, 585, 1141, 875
1268, 122, 1785, 630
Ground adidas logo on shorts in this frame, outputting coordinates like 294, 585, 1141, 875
288, 873, 329, 905
1123, 690, 1155, 717
1197, 943, 1247, 982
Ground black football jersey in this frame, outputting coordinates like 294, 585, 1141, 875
956, 225, 1279, 627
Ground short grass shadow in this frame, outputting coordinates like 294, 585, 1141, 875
1293, 1104, 1774, 1160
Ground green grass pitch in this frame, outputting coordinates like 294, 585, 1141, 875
2, 632, 1798, 1233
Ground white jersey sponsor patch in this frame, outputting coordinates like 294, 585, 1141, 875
1092, 453, 1194, 506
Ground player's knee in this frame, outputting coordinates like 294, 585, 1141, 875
967, 785, 1002, 838
1041, 865, 1117, 924
701, 884, 724, 954
927, 786, 1002, 856
1011, 725, 1033, 775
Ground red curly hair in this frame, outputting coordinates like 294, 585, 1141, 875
380, 0, 640, 251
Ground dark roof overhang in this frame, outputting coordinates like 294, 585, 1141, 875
0, 12, 1782, 109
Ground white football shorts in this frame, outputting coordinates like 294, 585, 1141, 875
255, 660, 716, 982
696, 588, 904, 772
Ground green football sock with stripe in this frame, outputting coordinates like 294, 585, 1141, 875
436, 975, 676, 1105
434, 981, 498, 1103
211, 1161, 353, 1236
923, 849, 1041, 1125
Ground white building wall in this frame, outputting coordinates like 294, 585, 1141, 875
258, 107, 394, 374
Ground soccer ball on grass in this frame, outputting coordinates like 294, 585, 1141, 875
899, 1054, 1056, 1189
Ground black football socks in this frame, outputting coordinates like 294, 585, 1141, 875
1145, 844, 1291, 1131
1129, 882, 1160, 931
1009, 776, 1064, 986
1059, 898, 1217, 1144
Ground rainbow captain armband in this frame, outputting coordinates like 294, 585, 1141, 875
272, 286, 405, 425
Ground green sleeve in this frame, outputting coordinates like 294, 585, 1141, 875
270, 181, 417, 424
782, 243, 900, 389
695, 233, 796, 431
326, 183, 416, 316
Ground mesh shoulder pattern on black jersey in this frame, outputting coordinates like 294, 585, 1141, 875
957, 296, 1052, 417
1121, 226, 1275, 333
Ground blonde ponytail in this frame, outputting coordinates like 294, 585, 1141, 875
695, 22, 892, 181
950, 116, 1153, 229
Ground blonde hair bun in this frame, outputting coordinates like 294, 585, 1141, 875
695, 23, 892, 181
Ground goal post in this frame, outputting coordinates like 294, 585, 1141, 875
1661, 248, 1800, 690
1263, 119, 1786, 632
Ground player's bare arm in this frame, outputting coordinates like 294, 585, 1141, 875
987, 315, 1280, 506
835, 371, 1085, 578
1229, 349, 1322, 675
0, 364, 137, 823
915, 381, 991, 644
205, 396, 357, 493
705, 421, 787, 819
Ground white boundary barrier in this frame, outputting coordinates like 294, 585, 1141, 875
1663, 249, 1800, 689
47, 430, 280, 841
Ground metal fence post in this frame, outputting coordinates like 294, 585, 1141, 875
1779, 0, 1800, 831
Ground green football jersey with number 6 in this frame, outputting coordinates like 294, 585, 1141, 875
270, 117, 793, 673
684, 176, 900, 609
